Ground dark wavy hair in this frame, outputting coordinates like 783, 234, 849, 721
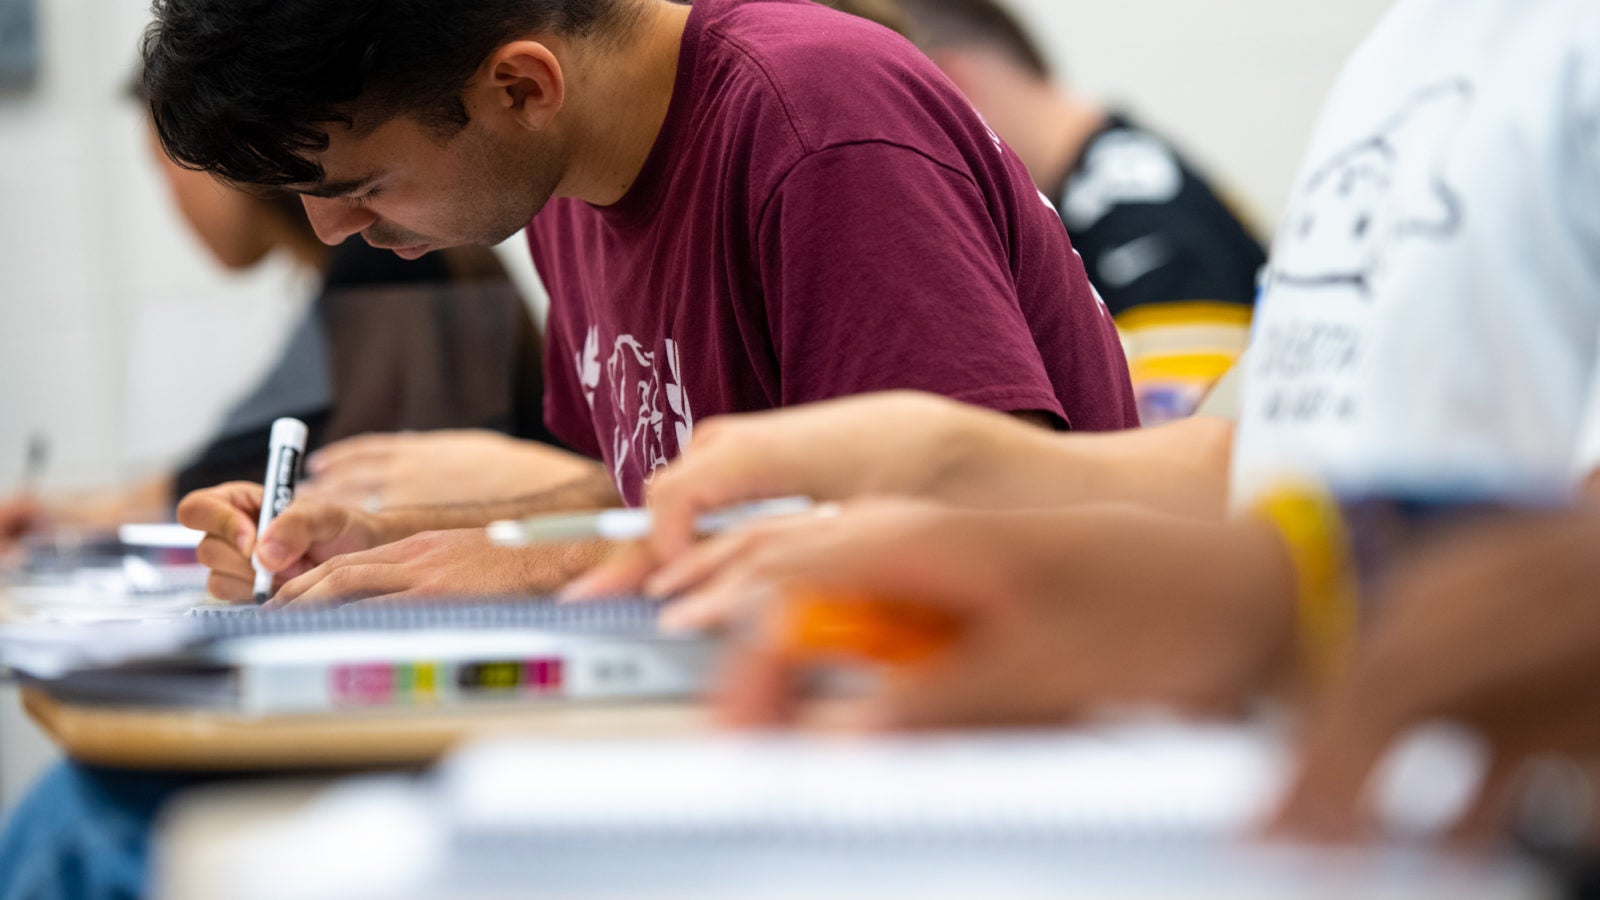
140, 0, 631, 187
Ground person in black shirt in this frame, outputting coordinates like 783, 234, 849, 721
170, 234, 553, 498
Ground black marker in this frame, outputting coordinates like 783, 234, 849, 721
253, 418, 308, 603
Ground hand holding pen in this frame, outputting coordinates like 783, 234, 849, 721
178, 418, 384, 603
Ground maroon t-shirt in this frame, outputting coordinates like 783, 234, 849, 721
531, 0, 1137, 504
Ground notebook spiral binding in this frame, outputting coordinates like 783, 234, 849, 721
188, 598, 667, 639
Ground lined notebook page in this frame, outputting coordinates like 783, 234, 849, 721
440, 723, 1489, 844
442, 726, 1289, 841
206, 727, 1529, 900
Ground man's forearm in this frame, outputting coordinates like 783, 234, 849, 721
943, 416, 1234, 520
372, 464, 622, 543
1066, 416, 1235, 520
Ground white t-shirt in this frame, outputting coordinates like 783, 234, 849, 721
1231, 0, 1600, 507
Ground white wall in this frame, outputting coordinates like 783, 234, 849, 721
1014, 0, 1395, 227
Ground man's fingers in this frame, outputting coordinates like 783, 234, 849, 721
647, 441, 792, 560
194, 535, 254, 581
715, 617, 1011, 733
858, 646, 1054, 732
352, 592, 433, 608
270, 562, 409, 610
176, 483, 262, 557
206, 571, 255, 603
714, 642, 806, 729
646, 480, 729, 561
274, 559, 320, 582
645, 530, 763, 598
256, 502, 352, 571
1448, 753, 1524, 850
660, 569, 779, 633
1273, 695, 1404, 841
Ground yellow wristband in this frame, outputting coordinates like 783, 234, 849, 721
1252, 481, 1360, 687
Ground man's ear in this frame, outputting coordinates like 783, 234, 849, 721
473, 40, 566, 131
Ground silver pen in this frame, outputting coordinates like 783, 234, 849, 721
487, 496, 816, 546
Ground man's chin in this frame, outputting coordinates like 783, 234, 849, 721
390, 244, 435, 261
487, 221, 534, 247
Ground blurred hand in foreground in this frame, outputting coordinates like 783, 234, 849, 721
610, 497, 1296, 731
1279, 512, 1600, 846
634, 393, 1045, 555
568, 391, 1232, 602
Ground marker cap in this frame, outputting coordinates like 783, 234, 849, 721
269, 417, 309, 450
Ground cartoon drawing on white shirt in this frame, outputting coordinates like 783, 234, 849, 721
1269, 80, 1473, 296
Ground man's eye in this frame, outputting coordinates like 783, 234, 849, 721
351, 188, 380, 206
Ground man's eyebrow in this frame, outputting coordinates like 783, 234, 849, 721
298, 174, 380, 199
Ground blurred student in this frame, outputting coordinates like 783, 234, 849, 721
157, 0, 1137, 606
0, 89, 578, 554
570, 0, 1600, 781
832, 0, 1266, 422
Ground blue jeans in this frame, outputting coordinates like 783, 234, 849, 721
0, 763, 198, 900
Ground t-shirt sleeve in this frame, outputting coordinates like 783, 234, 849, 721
756, 142, 1067, 423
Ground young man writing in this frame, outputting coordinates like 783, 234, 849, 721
155, 0, 1138, 605
0, 3, 1139, 894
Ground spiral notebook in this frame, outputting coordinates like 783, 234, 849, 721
3, 599, 716, 715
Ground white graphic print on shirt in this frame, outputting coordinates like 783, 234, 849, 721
575, 327, 695, 497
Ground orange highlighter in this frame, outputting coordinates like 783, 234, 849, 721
779, 589, 963, 667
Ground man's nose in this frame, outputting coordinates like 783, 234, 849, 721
300, 194, 376, 246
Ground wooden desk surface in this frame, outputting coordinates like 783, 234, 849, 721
22, 688, 706, 771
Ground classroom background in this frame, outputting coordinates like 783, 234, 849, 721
0, 0, 1393, 808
